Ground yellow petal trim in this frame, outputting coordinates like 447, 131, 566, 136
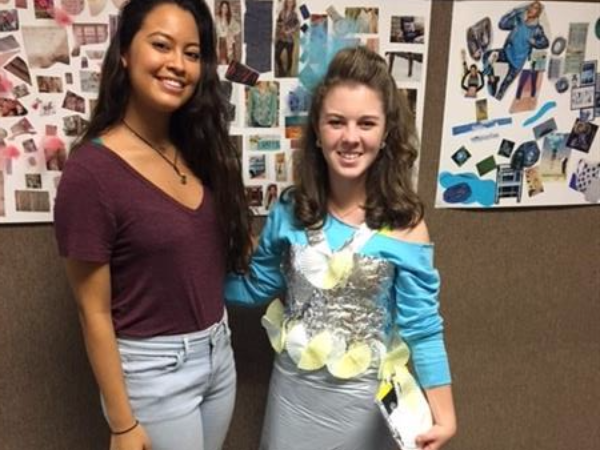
328, 342, 372, 379
265, 299, 285, 323
261, 299, 285, 353
322, 250, 354, 289
379, 341, 410, 380
297, 330, 333, 370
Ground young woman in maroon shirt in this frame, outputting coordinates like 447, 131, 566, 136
54, 1, 251, 449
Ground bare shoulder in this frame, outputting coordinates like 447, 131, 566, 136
384, 219, 431, 244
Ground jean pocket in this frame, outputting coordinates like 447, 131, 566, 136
120, 350, 183, 379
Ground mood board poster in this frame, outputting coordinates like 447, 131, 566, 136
436, 1, 600, 208
0, 0, 127, 224
0, 0, 431, 223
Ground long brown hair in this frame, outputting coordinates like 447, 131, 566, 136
290, 45, 423, 231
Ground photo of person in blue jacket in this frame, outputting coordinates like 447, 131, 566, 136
482, 0, 549, 100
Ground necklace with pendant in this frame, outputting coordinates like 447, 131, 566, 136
122, 121, 187, 185
328, 201, 364, 222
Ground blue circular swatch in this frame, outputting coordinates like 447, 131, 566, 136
443, 182, 472, 203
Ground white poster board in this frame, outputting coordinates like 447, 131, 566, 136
435, 1, 600, 208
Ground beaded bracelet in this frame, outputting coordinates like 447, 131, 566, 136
111, 420, 140, 436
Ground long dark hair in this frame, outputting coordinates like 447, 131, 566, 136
291, 45, 424, 231
74, 0, 251, 271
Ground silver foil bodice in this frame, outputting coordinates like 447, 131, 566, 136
281, 229, 396, 346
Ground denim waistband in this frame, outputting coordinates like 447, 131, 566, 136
117, 310, 229, 355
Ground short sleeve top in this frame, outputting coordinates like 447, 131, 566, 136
54, 141, 226, 338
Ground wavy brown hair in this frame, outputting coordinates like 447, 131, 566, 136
290, 45, 423, 231
72, 0, 252, 271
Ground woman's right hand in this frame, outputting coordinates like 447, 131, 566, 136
109, 423, 152, 450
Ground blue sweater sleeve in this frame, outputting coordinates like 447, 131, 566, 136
531, 24, 549, 49
393, 243, 451, 389
498, 6, 524, 30
225, 200, 288, 306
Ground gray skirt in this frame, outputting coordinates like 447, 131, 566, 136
259, 353, 398, 450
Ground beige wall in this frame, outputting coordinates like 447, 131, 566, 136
1, 1, 599, 448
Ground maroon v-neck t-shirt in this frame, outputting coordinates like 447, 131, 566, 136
54, 141, 226, 338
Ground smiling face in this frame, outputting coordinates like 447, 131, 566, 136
317, 82, 386, 188
122, 3, 201, 116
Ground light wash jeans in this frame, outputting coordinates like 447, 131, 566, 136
108, 314, 236, 450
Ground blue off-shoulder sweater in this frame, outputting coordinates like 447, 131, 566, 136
226, 199, 451, 388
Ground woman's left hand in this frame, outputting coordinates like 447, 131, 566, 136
415, 422, 456, 450
416, 385, 456, 450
